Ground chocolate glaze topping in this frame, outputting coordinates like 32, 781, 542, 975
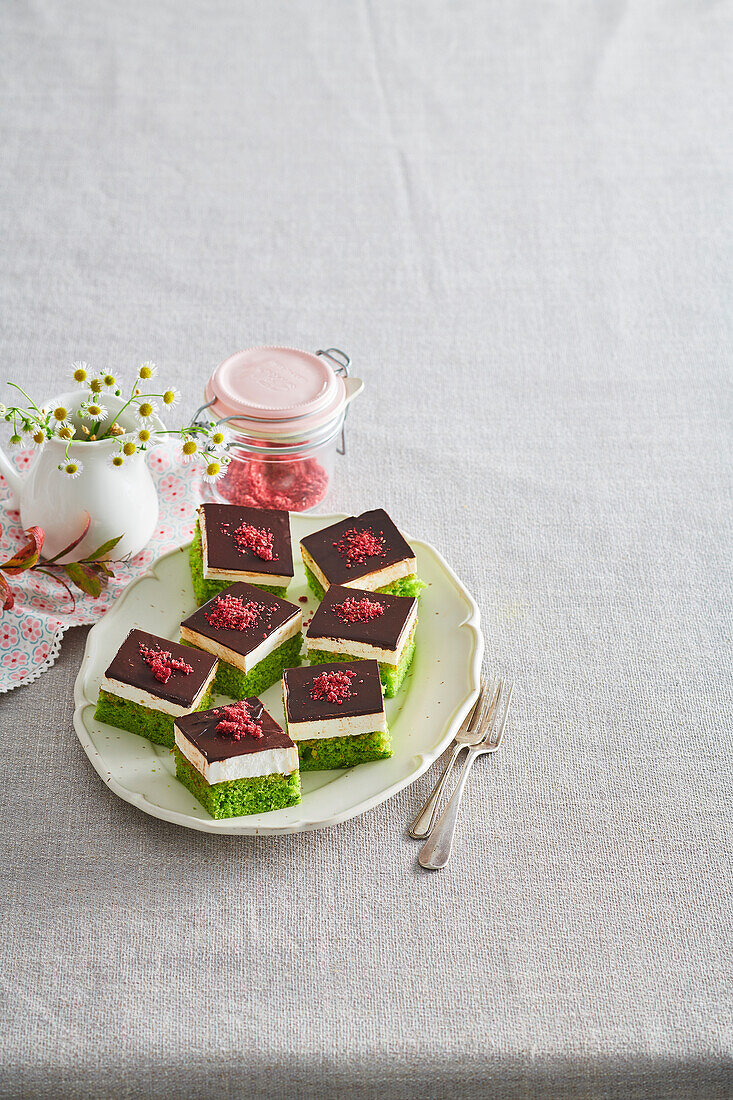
175, 697, 294, 761
180, 582, 300, 657
300, 508, 415, 586
307, 584, 416, 650
200, 503, 293, 578
104, 628, 217, 707
283, 660, 384, 723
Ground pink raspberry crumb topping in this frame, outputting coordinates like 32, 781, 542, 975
205, 593, 266, 631
310, 668, 357, 704
215, 701, 263, 739
333, 527, 386, 568
231, 522, 277, 561
138, 643, 193, 685
332, 596, 385, 623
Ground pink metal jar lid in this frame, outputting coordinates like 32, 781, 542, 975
205, 346, 363, 437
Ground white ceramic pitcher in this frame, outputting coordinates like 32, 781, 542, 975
0, 390, 161, 564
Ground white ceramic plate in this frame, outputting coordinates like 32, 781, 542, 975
73, 514, 483, 834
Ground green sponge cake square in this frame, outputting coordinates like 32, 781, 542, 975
189, 503, 293, 604
94, 628, 218, 748
175, 697, 301, 819
300, 508, 425, 599
180, 582, 302, 700
305, 584, 417, 697
283, 660, 390, 771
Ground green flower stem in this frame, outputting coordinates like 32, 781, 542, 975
6, 382, 43, 415
97, 391, 167, 439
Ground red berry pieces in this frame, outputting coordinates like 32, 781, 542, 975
335, 527, 386, 568
217, 455, 329, 511
231, 522, 277, 561
310, 668, 357, 704
205, 593, 266, 631
138, 643, 194, 684
215, 700, 263, 739
332, 595, 385, 623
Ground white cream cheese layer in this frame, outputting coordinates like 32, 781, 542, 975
305, 605, 417, 666
100, 663, 217, 717
175, 727, 298, 783
301, 545, 416, 593
201, 515, 292, 587
283, 680, 386, 741
180, 610, 302, 674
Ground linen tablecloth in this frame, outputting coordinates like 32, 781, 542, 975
1, 2, 730, 1098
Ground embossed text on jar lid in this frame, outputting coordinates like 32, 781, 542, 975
207, 346, 341, 423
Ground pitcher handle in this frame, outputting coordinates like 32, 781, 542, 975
0, 445, 22, 507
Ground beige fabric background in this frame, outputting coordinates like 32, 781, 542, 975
0, 1, 731, 1097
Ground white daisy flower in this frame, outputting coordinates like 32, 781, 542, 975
208, 424, 233, 451
30, 429, 47, 449
58, 460, 83, 479
161, 386, 181, 409
80, 399, 109, 421
138, 361, 157, 381
107, 452, 126, 470
71, 361, 89, 383
180, 437, 199, 464
136, 400, 159, 425
202, 459, 224, 483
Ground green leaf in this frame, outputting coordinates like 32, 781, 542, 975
83, 534, 124, 562
63, 562, 102, 597
0, 526, 45, 574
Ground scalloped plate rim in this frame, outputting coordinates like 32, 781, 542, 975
73, 515, 483, 835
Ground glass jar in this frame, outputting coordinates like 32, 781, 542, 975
200, 347, 363, 512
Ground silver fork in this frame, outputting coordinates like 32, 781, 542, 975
409, 679, 500, 839
418, 679, 514, 870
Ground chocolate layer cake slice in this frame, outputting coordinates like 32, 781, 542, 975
299, 508, 425, 600
282, 659, 390, 771
305, 584, 417, 697
174, 697, 301, 818
94, 628, 218, 747
189, 503, 294, 605
180, 582, 302, 699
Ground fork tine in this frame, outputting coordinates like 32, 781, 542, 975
470, 678, 499, 736
473, 678, 503, 744
466, 682, 489, 732
479, 679, 502, 734
485, 679, 514, 748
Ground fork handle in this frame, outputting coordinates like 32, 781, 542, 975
418, 748, 478, 869
409, 743, 465, 839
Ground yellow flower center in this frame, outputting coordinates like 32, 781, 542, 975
53, 407, 68, 421
103, 374, 115, 386
112, 455, 124, 467
65, 463, 78, 475
90, 379, 102, 393
206, 461, 221, 477
73, 368, 87, 382
139, 366, 152, 379
163, 390, 175, 405
58, 427, 72, 439
122, 442, 136, 456
33, 431, 45, 444
138, 429, 151, 443
182, 440, 197, 456
211, 432, 225, 445
139, 402, 153, 417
